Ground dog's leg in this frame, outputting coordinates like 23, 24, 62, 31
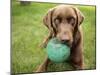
36, 56, 51, 72
70, 53, 84, 70
70, 40, 84, 70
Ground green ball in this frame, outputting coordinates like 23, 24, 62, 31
46, 38, 70, 63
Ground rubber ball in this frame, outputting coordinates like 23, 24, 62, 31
46, 38, 70, 63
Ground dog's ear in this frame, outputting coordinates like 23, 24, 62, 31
43, 8, 55, 33
73, 7, 84, 25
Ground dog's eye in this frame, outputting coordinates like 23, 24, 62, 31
54, 18, 61, 25
67, 17, 75, 25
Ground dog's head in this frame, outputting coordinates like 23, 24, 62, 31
43, 5, 84, 47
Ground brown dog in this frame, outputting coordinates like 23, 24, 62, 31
36, 5, 84, 72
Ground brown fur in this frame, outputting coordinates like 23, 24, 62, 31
36, 5, 84, 72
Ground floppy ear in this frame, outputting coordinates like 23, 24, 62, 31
72, 7, 84, 38
73, 7, 84, 25
43, 8, 55, 34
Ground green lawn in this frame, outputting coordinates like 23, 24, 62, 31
12, 0, 96, 74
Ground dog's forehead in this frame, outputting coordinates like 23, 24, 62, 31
53, 5, 76, 18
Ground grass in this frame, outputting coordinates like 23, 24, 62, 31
11, 0, 96, 74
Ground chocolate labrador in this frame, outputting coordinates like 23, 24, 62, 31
36, 5, 84, 72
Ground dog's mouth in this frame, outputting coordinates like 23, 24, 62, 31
56, 34, 73, 47
58, 39, 72, 47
